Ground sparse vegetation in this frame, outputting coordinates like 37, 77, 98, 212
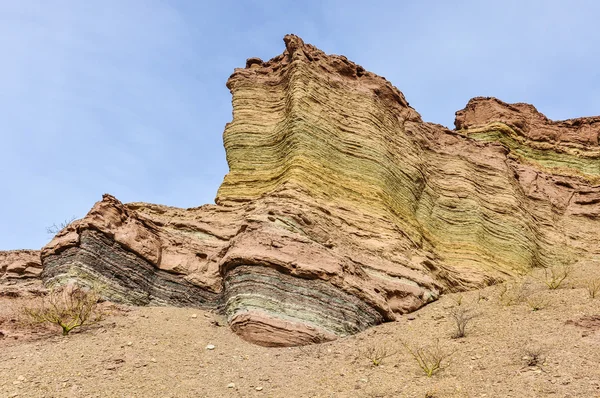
360, 344, 396, 366
448, 305, 478, 338
526, 294, 550, 311
403, 339, 453, 377
498, 279, 532, 306
21, 284, 105, 335
522, 346, 546, 368
46, 216, 77, 235
585, 278, 600, 299
537, 265, 572, 290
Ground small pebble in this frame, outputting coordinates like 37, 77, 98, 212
256, 386, 263, 391
191, 314, 198, 319
206, 344, 215, 350
227, 383, 235, 388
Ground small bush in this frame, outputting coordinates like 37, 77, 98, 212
360, 344, 397, 366
404, 339, 453, 377
46, 216, 76, 235
526, 294, 550, 311
498, 280, 532, 306
448, 306, 478, 338
537, 265, 572, 290
522, 346, 546, 368
22, 284, 105, 335
585, 278, 600, 299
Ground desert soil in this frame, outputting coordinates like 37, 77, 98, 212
1, 268, 600, 398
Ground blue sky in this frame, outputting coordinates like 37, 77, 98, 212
1, 1, 599, 250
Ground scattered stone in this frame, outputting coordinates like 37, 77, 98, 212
227, 383, 235, 388
191, 314, 198, 319
256, 386, 264, 391
206, 344, 215, 350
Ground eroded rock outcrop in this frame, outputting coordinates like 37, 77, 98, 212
0, 250, 42, 281
40, 35, 600, 346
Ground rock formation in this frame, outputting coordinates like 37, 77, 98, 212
0, 250, 42, 281
34, 35, 599, 346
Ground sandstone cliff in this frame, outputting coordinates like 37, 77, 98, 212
38, 35, 599, 346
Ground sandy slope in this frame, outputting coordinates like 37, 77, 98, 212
1, 271, 599, 398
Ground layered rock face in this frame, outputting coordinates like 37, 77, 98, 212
0, 250, 42, 281
40, 35, 600, 346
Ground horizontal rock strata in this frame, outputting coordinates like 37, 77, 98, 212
0, 250, 42, 280
39, 35, 599, 346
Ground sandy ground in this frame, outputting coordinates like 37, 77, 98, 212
1, 269, 600, 398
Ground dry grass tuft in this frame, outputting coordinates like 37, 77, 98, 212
498, 279, 532, 306
585, 278, 600, 299
403, 339, 453, 377
448, 305, 478, 338
526, 294, 551, 312
522, 346, 546, 368
359, 344, 397, 366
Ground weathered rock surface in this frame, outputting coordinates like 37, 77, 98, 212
0, 250, 42, 280
39, 35, 599, 346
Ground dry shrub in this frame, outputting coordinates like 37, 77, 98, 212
448, 306, 478, 338
526, 294, 551, 312
536, 265, 572, 290
359, 344, 397, 366
585, 278, 600, 299
403, 339, 453, 377
46, 216, 76, 235
21, 284, 105, 335
498, 279, 532, 306
522, 346, 546, 368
